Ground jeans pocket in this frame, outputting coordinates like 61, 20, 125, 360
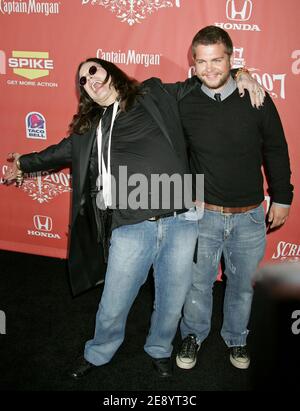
247, 205, 265, 224
179, 205, 204, 221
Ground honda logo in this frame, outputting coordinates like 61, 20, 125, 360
226, 0, 252, 21
33, 215, 53, 231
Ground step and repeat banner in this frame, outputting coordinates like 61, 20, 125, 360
0, 0, 299, 264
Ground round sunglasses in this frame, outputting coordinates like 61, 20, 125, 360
79, 65, 98, 86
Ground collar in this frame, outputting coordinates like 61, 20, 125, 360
201, 75, 237, 101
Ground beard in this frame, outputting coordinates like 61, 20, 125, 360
199, 71, 231, 90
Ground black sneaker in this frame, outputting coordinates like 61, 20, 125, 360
176, 334, 200, 369
229, 346, 250, 369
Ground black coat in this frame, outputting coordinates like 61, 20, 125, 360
20, 78, 191, 296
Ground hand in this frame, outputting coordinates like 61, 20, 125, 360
3, 152, 22, 186
236, 71, 265, 108
267, 204, 290, 229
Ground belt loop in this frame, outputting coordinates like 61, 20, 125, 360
221, 206, 226, 215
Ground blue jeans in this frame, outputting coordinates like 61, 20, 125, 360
180, 205, 266, 347
84, 209, 199, 365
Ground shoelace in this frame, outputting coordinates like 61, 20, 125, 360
181, 336, 198, 357
232, 346, 248, 358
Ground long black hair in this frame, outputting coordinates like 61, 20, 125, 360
69, 58, 142, 134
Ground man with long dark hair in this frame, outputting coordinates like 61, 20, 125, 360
3, 57, 262, 378
4, 58, 199, 378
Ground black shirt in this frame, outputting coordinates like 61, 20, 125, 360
179, 87, 293, 206
91, 100, 190, 229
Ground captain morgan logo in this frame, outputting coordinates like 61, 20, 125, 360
0, 0, 60, 15
97, 48, 161, 67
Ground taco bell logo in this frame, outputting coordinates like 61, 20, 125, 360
26, 112, 47, 139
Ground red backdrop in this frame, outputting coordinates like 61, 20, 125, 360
0, 0, 299, 264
